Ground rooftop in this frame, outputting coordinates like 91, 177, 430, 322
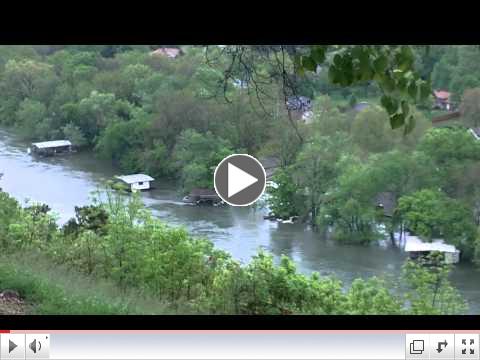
115, 174, 155, 184
404, 234, 459, 254
32, 140, 72, 149
374, 192, 396, 217
433, 90, 451, 100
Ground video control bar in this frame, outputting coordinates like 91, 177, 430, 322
0, 331, 478, 360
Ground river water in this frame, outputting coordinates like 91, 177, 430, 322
1, 129, 479, 313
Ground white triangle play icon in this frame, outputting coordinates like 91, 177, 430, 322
228, 162, 258, 198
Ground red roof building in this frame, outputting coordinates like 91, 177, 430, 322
433, 90, 451, 100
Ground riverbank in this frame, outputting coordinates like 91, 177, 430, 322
1, 129, 480, 313
0, 252, 186, 315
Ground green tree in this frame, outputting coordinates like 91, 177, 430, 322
397, 189, 477, 258
15, 99, 48, 140
401, 253, 468, 314
293, 134, 350, 221
267, 169, 303, 220
351, 106, 395, 154
62, 123, 87, 148
173, 129, 233, 193
460, 88, 480, 128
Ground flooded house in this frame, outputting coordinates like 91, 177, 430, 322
260, 156, 281, 181
374, 192, 396, 218
182, 188, 222, 205
29, 140, 73, 156
433, 90, 453, 111
404, 234, 460, 264
115, 174, 155, 192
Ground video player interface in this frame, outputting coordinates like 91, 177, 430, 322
0, 331, 478, 360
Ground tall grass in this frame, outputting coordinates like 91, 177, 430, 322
0, 251, 186, 314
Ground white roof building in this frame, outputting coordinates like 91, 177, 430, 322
404, 234, 460, 264
115, 174, 155, 184
115, 174, 155, 192
32, 140, 72, 149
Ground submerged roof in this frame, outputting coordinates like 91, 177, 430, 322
404, 234, 458, 253
115, 174, 155, 184
189, 188, 218, 197
32, 140, 72, 149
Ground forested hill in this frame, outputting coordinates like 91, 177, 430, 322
0, 45, 478, 191
1, 46, 480, 253
0, 45, 480, 314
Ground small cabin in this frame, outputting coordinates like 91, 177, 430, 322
30, 140, 72, 156
183, 188, 222, 205
404, 234, 460, 264
115, 174, 155, 192
433, 90, 452, 111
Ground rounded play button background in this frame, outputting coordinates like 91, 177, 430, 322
214, 154, 266, 206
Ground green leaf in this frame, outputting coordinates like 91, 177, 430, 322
381, 73, 396, 93
407, 81, 417, 99
373, 54, 388, 74
419, 80, 431, 100
390, 113, 405, 129
328, 66, 339, 83
311, 46, 326, 64
333, 54, 343, 67
380, 95, 398, 114
301, 56, 317, 72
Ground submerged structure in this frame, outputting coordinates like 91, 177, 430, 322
404, 234, 460, 264
115, 174, 155, 192
182, 188, 222, 205
30, 140, 73, 156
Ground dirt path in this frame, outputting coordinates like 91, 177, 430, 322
0, 290, 27, 315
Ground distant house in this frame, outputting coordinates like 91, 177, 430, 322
150, 47, 182, 59
115, 174, 155, 192
374, 192, 397, 218
183, 188, 222, 205
286, 95, 313, 122
433, 90, 452, 111
29, 140, 73, 157
404, 234, 460, 264
260, 156, 281, 180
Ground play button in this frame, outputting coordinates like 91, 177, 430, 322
214, 154, 266, 206
9, 340, 17, 353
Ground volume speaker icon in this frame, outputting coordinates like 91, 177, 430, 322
29, 339, 42, 354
